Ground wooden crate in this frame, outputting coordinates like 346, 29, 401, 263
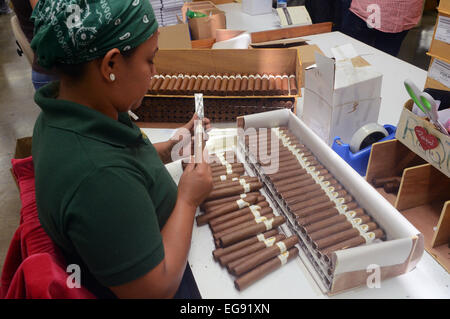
367, 139, 450, 272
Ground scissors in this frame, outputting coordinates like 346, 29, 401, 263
404, 79, 449, 136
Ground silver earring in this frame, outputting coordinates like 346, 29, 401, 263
110, 73, 116, 81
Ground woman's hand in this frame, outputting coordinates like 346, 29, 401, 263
177, 157, 213, 210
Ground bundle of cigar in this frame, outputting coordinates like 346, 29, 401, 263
371, 176, 402, 194
148, 73, 298, 96
136, 97, 296, 123
243, 127, 386, 265
187, 150, 299, 291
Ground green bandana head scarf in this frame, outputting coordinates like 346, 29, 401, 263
31, 0, 158, 69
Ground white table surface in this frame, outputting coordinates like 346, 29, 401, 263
140, 2, 449, 299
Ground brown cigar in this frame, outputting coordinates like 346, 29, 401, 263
277, 175, 334, 196
293, 194, 353, 218
149, 75, 158, 92
285, 183, 341, 206
158, 75, 171, 93
206, 76, 215, 95
219, 216, 286, 247
209, 201, 270, 227
212, 229, 278, 260
226, 76, 235, 96
166, 75, 177, 94
152, 75, 164, 93
315, 222, 378, 250
186, 75, 197, 94
275, 76, 282, 95
200, 75, 209, 92
289, 75, 297, 95
211, 206, 273, 233
301, 206, 363, 234
211, 173, 242, 184
213, 213, 276, 240
267, 169, 308, 182
281, 74, 289, 95
197, 195, 258, 226
219, 75, 228, 96
268, 76, 276, 95
233, 75, 242, 95
234, 247, 298, 291
247, 76, 255, 95
254, 76, 263, 95
206, 196, 266, 214
193, 75, 202, 92
384, 181, 400, 194
299, 204, 362, 228
371, 176, 402, 187
204, 193, 260, 216
211, 162, 244, 173
213, 76, 222, 95
230, 236, 299, 276
202, 192, 260, 211
280, 183, 328, 203
211, 167, 245, 178
206, 182, 263, 201
179, 75, 190, 95
261, 75, 269, 96
240, 75, 249, 96
308, 214, 371, 242
219, 234, 286, 266
213, 177, 260, 191
172, 75, 184, 94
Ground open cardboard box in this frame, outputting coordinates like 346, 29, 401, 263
236, 109, 424, 294
181, 1, 226, 40
366, 138, 450, 272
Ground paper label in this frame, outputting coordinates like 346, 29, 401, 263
250, 205, 261, 218
264, 237, 276, 247
428, 58, 450, 88
435, 15, 450, 44
276, 241, 287, 253
362, 231, 376, 243
240, 193, 247, 199
220, 175, 226, 181
236, 199, 249, 209
225, 163, 233, 174
243, 183, 251, 193
257, 233, 265, 241
263, 218, 274, 230
277, 251, 289, 265
255, 216, 267, 223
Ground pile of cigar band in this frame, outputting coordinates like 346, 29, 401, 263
184, 151, 299, 291
149, 73, 298, 96
244, 127, 386, 265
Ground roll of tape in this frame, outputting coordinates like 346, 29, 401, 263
349, 123, 389, 153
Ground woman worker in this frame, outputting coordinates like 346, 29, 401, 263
30, 0, 213, 298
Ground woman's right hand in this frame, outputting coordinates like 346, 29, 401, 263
177, 158, 213, 210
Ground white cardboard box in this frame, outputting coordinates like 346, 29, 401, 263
302, 47, 383, 146
237, 109, 424, 295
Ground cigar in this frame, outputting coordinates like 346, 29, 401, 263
213, 213, 276, 240
219, 216, 286, 247
298, 204, 362, 227
197, 195, 259, 226
213, 177, 260, 191
219, 234, 286, 266
261, 75, 269, 96
199, 75, 209, 92
277, 175, 335, 195
267, 169, 307, 182
272, 173, 317, 188
289, 75, 297, 95
268, 75, 276, 95
384, 181, 400, 194
204, 193, 260, 216
206, 75, 215, 95
211, 167, 245, 178
233, 75, 242, 95
281, 74, 289, 95
209, 201, 270, 227
211, 162, 244, 173
234, 247, 298, 291
240, 75, 249, 95
247, 75, 255, 95
206, 182, 263, 201
213, 75, 222, 95
212, 229, 279, 260
193, 75, 203, 92
159, 75, 171, 93
179, 75, 190, 95
219, 75, 229, 96
165, 75, 177, 94
372, 176, 402, 187
212, 173, 242, 183
230, 235, 299, 276
280, 182, 330, 204
226, 75, 235, 96
301, 206, 363, 234
275, 76, 282, 95
202, 192, 260, 211
172, 75, 184, 94
285, 183, 341, 206
293, 194, 353, 218
315, 222, 378, 250
254, 75, 262, 95
149, 75, 158, 92
308, 214, 371, 242
151, 75, 164, 93
211, 206, 273, 233
186, 75, 197, 94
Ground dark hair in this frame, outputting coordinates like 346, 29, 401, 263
52, 47, 138, 80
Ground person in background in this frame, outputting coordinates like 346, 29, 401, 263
31, 0, 212, 298
11, 0, 58, 90
0, 0, 12, 14
339, 0, 425, 56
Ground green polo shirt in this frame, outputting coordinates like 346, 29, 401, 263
32, 82, 178, 296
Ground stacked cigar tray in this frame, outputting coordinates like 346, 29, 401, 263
134, 49, 301, 123
195, 109, 424, 295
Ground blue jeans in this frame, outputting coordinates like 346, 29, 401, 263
32, 70, 58, 91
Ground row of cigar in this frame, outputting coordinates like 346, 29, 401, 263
187, 151, 299, 291
244, 127, 386, 266
148, 73, 298, 96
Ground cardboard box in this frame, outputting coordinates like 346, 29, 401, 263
438, 0, 450, 12
302, 48, 383, 146
158, 23, 192, 49
181, 1, 227, 40
297, 44, 324, 88
395, 99, 450, 178
428, 10, 450, 62
425, 56, 450, 91
236, 109, 424, 295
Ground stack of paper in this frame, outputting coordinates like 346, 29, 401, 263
149, 0, 163, 26
276, 6, 312, 28
161, 0, 184, 26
